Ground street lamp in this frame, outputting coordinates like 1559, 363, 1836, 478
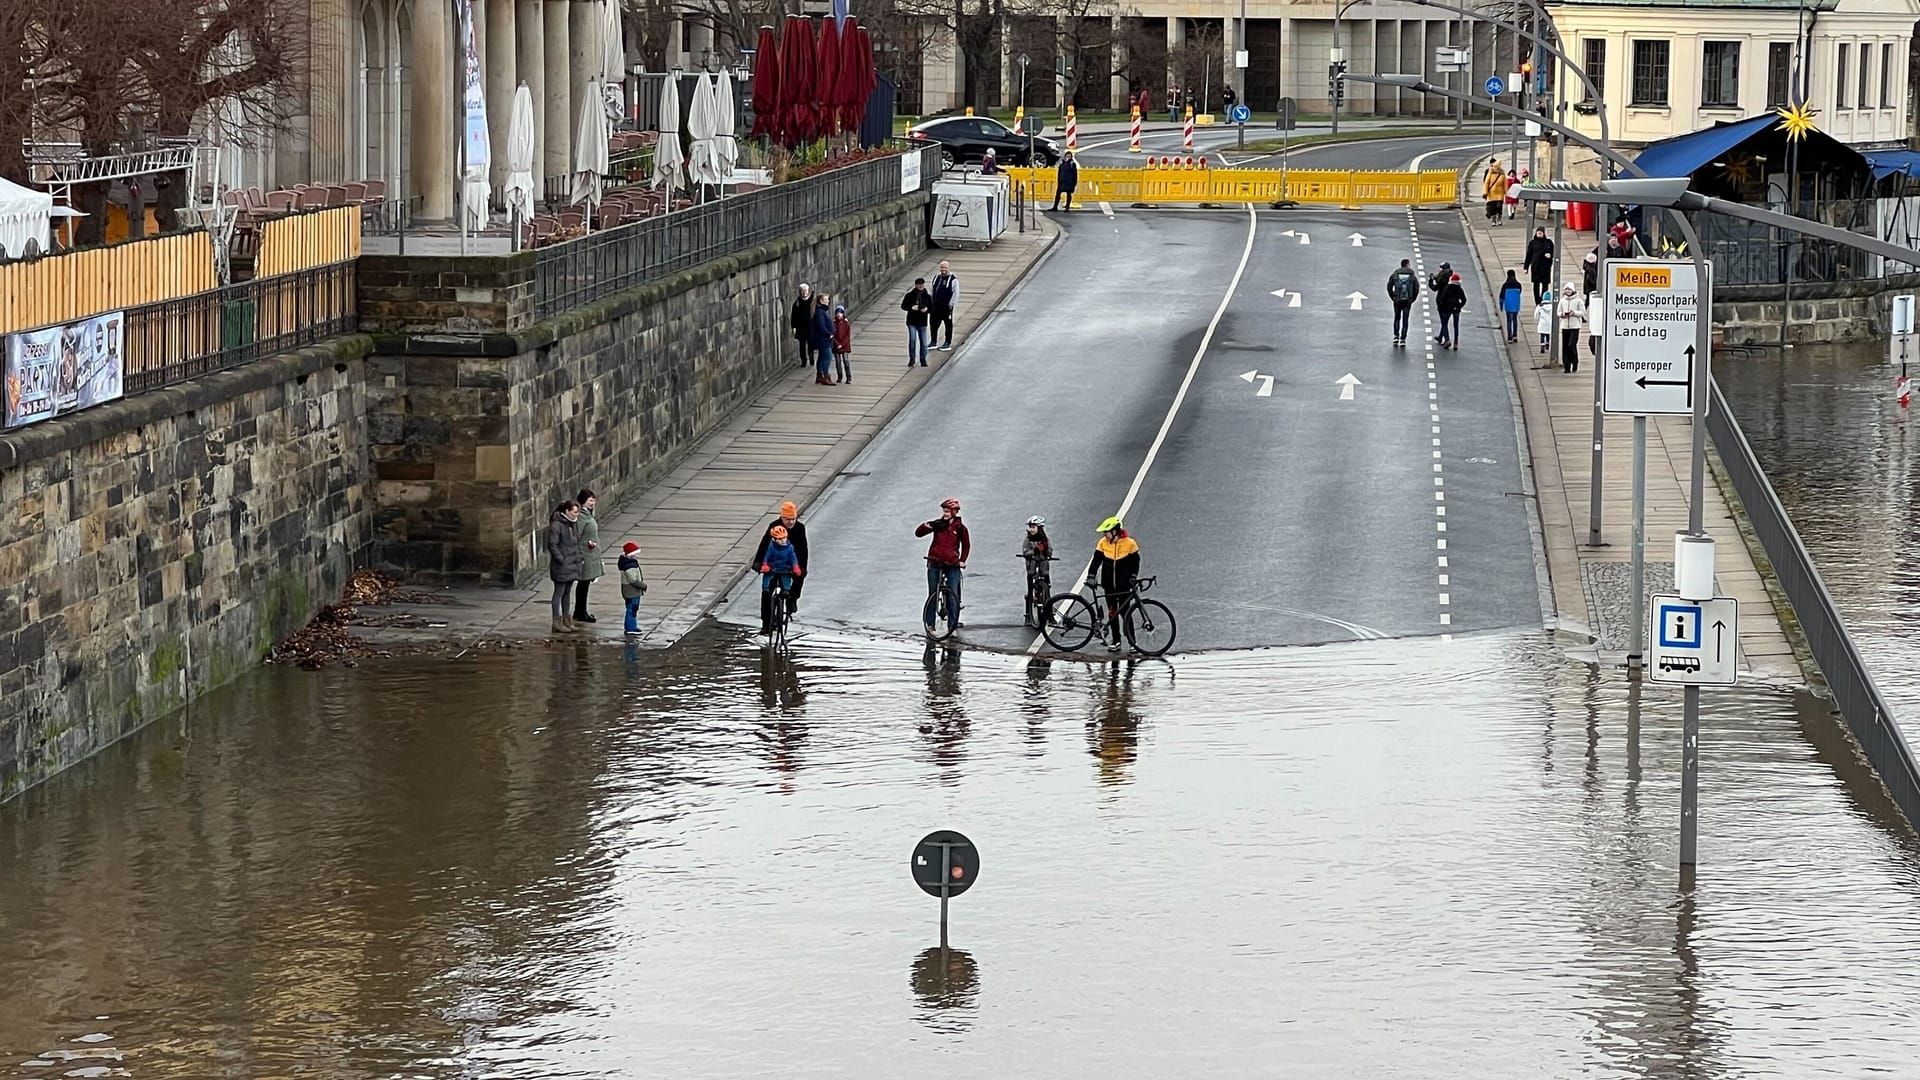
1329, 0, 1367, 135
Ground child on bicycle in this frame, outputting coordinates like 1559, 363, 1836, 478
759, 524, 803, 635
1086, 516, 1141, 652
1021, 515, 1052, 564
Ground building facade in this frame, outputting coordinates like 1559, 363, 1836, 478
1549, 0, 1920, 149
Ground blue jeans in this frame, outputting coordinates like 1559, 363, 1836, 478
1438, 310, 1460, 342
814, 341, 833, 378
1504, 309, 1519, 339
1392, 302, 1411, 340
925, 564, 962, 624
624, 595, 641, 633
907, 324, 929, 364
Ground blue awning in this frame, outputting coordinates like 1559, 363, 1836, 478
1865, 150, 1920, 179
1631, 116, 1777, 178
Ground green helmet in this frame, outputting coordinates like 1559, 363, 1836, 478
1095, 516, 1124, 533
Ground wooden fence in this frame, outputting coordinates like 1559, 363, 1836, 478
0, 232, 216, 336
257, 206, 362, 278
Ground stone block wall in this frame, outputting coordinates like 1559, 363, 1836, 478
368, 192, 929, 585
0, 338, 374, 800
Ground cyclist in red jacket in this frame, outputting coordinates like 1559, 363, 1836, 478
915, 497, 971, 633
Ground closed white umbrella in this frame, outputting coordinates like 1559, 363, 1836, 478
571, 77, 612, 226
715, 68, 738, 185
651, 72, 685, 194
504, 83, 537, 226
686, 73, 720, 188
600, 0, 624, 83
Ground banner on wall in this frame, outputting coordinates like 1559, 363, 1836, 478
4, 311, 125, 430
456, 0, 490, 176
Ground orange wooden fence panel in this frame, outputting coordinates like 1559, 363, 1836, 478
0, 232, 216, 335
257, 206, 362, 278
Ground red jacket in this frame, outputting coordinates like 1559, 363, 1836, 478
915, 516, 971, 566
833, 315, 852, 353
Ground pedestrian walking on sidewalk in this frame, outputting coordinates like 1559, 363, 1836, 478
1435, 273, 1467, 349
1582, 250, 1599, 298
1535, 297, 1553, 356
1504, 168, 1522, 219
1524, 227, 1554, 304
1500, 270, 1523, 342
902, 277, 933, 366
930, 261, 959, 349
811, 293, 836, 385
789, 284, 814, 367
832, 305, 853, 384
1387, 259, 1420, 346
1052, 150, 1079, 211
1557, 282, 1587, 373
618, 542, 648, 635
572, 489, 603, 623
1482, 160, 1505, 225
1586, 289, 1604, 361
753, 501, 811, 615
547, 500, 584, 634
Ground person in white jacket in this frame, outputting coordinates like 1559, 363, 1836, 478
1535, 297, 1553, 357
1557, 282, 1587, 373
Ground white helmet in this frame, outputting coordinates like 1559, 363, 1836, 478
1027, 515, 1047, 527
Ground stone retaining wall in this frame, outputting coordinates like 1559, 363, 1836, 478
0, 338, 374, 800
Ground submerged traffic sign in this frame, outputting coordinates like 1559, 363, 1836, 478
1648, 594, 1738, 686
912, 829, 978, 898
1602, 259, 1709, 416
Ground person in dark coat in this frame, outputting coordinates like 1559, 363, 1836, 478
1051, 150, 1079, 211
752, 501, 811, 614
902, 277, 932, 367
546, 500, 584, 634
788, 283, 813, 366
1435, 273, 1468, 349
811, 293, 836, 385
929, 261, 959, 350
1523, 228, 1554, 304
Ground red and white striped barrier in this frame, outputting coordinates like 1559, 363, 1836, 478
1065, 106, 1078, 152
1183, 107, 1195, 152
1129, 106, 1142, 153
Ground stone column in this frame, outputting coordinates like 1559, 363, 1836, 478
516, 0, 546, 190
484, 0, 516, 191
666, 16, 684, 70
412, 0, 455, 219
1167, 17, 1185, 105
1111, 15, 1129, 111
570, 0, 597, 132
545, 0, 572, 179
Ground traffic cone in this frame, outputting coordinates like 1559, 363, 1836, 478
1129, 106, 1142, 153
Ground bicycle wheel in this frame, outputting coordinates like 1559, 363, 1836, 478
923, 585, 958, 640
1124, 598, 1177, 657
1041, 592, 1097, 652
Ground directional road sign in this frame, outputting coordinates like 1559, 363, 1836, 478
1230, 104, 1251, 124
1647, 594, 1738, 686
1601, 259, 1710, 416
1484, 75, 1505, 96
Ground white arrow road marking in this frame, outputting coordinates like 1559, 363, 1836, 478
1269, 288, 1302, 307
1349, 232, 1366, 247
1346, 291, 1367, 310
1100, 201, 1114, 218
1336, 373, 1362, 401
1278, 229, 1311, 245
1240, 370, 1256, 382
1237, 370, 1275, 396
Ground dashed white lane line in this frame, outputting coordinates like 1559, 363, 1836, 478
1409, 207, 1451, 642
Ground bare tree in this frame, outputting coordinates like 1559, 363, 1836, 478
1040, 0, 1117, 109
1166, 20, 1221, 109
1106, 12, 1162, 103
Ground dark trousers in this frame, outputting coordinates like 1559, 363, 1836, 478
813, 341, 834, 378
760, 574, 795, 631
1561, 328, 1582, 372
1392, 302, 1412, 340
1532, 277, 1550, 304
572, 577, 591, 618
1052, 187, 1075, 210
1437, 309, 1461, 343
795, 336, 810, 365
925, 564, 963, 622
931, 308, 954, 347
1504, 309, 1519, 339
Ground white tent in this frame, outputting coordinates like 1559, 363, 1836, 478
0, 177, 52, 258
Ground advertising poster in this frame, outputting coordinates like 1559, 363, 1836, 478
456, 0, 490, 176
4, 311, 124, 430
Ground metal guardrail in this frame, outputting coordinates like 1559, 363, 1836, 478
534, 144, 939, 320
122, 262, 358, 394
1699, 216, 1873, 286
1001, 166, 1457, 207
1707, 377, 1920, 827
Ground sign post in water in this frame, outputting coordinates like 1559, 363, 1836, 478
911, 829, 978, 943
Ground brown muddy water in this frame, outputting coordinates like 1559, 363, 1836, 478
2, 625, 1918, 1078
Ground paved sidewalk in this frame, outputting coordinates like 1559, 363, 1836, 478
1458, 191, 1800, 679
356, 218, 1060, 651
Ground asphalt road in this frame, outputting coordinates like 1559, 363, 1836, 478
718, 200, 1540, 655
1073, 128, 1510, 173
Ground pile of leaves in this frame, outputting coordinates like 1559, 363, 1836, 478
790, 147, 898, 181
266, 570, 436, 670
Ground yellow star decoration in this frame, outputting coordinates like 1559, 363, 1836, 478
1776, 101, 1819, 141
1721, 153, 1758, 187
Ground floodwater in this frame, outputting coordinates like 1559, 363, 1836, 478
4, 626, 1920, 1078
1717, 342, 1920, 733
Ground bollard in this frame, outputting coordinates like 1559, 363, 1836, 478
1183, 106, 1195, 152
1129, 106, 1142, 153
1065, 105, 1078, 152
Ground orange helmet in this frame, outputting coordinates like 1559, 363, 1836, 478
770, 525, 789, 540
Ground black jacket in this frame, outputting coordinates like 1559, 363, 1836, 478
902, 286, 933, 327
790, 294, 814, 342
930, 273, 958, 312
1523, 236, 1554, 279
1436, 281, 1468, 314
1056, 158, 1079, 191
752, 519, 809, 570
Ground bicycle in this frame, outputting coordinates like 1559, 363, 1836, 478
1041, 576, 1178, 657
1019, 552, 1059, 628
765, 574, 793, 648
922, 566, 960, 641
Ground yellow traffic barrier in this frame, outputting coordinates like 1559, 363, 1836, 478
1005, 167, 1457, 208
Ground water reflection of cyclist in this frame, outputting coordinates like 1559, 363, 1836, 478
1086, 516, 1141, 652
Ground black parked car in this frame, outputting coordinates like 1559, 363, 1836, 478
907, 116, 1061, 170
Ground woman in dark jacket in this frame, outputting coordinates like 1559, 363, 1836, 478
811, 293, 837, 385
1435, 273, 1468, 349
789, 283, 813, 366
547, 500, 584, 634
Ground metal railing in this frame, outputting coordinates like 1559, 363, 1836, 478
122, 262, 358, 394
1698, 215, 1873, 286
1707, 378, 1920, 828
534, 144, 937, 320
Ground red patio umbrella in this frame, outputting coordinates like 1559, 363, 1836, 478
851, 27, 877, 136
782, 16, 818, 145
815, 16, 842, 137
837, 20, 870, 135
750, 26, 780, 140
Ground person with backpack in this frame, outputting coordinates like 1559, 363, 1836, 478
1387, 259, 1420, 346
1435, 273, 1468, 350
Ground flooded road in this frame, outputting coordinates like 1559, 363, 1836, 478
1718, 344, 1920, 733
4, 627, 1920, 1078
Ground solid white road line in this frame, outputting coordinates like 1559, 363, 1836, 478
1408, 144, 1487, 171
1026, 204, 1260, 656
